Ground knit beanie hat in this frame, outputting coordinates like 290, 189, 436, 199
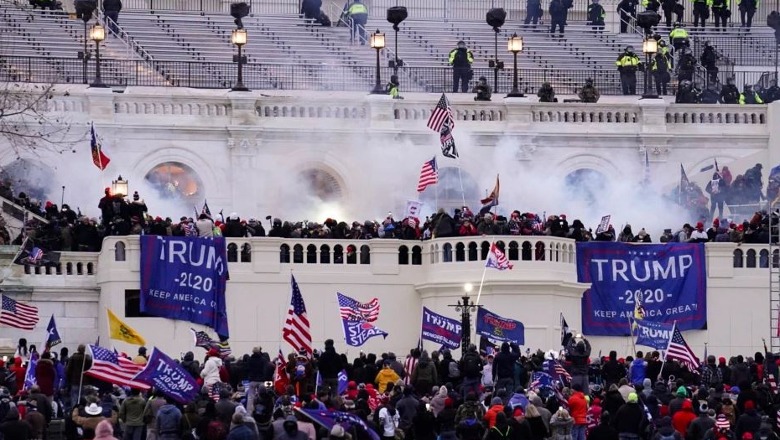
676, 386, 687, 397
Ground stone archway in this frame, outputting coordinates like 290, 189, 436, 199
564, 168, 609, 206
419, 166, 480, 212
144, 161, 204, 203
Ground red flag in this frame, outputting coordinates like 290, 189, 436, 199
274, 349, 289, 395
91, 124, 110, 170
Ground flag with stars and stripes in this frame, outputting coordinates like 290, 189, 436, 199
0, 295, 39, 330
337, 292, 380, 322
283, 275, 312, 355
86, 345, 149, 390
485, 243, 513, 270
426, 93, 454, 133
190, 328, 232, 358
665, 324, 700, 372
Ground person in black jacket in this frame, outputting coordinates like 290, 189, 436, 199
589, 411, 618, 440
246, 347, 273, 414
102, 0, 122, 33
566, 335, 591, 392
524, 0, 543, 25
493, 343, 520, 393
549, 0, 567, 35
617, 0, 637, 32
223, 214, 247, 237
318, 339, 344, 394
602, 351, 626, 388
614, 393, 645, 436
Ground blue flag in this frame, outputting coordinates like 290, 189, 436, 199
342, 319, 388, 347
337, 369, 348, 395
475, 307, 524, 345
635, 319, 675, 350
577, 242, 707, 336
23, 356, 37, 390
316, 370, 323, 389
139, 236, 230, 338
529, 371, 554, 390
46, 314, 61, 349
421, 307, 462, 349
299, 409, 381, 440
132, 347, 199, 404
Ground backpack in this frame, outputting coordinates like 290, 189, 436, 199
294, 359, 307, 380
206, 420, 228, 440
448, 360, 461, 379
462, 355, 481, 378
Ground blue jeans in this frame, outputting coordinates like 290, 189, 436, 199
349, 14, 367, 43
573, 424, 587, 440
123, 425, 144, 440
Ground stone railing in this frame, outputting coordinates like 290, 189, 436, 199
49, 88, 772, 138
20, 251, 98, 276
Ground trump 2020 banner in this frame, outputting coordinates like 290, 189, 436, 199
421, 307, 462, 349
475, 307, 524, 345
577, 242, 707, 336
140, 236, 230, 338
133, 348, 199, 404
635, 319, 675, 350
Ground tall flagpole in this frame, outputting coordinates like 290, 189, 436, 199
475, 246, 491, 306
658, 320, 677, 380
456, 164, 466, 207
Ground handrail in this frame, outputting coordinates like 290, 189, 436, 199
617, 8, 644, 36
98, 11, 155, 62
0, 195, 49, 225
325, 0, 405, 68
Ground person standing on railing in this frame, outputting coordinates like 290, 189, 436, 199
587, 0, 606, 30
448, 41, 474, 93
616, 46, 640, 95
343, 0, 368, 44
691, 0, 712, 28
524, 0, 544, 26
617, 0, 637, 32
102, 0, 122, 35
711, 0, 729, 28
736, 0, 758, 28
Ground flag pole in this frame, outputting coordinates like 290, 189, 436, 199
456, 164, 466, 207
475, 252, 490, 306
658, 320, 677, 380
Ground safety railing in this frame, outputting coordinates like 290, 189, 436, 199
1, 55, 774, 94
692, 34, 778, 66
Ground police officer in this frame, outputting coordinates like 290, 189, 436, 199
473, 76, 492, 101
651, 50, 672, 95
719, 77, 740, 103
669, 23, 689, 52
578, 78, 601, 102
616, 46, 640, 95
691, 0, 712, 27
711, 0, 729, 28
386, 75, 401, 99
549, 0, 567, 35
588, 0, 606, 29
617, 0, 637, 32
761, 79, 780, 103
344, 0, 368, 44
699, 83, 720, 103
661, 0, 679, 27
537, 82, 557, 102
675, 80, 699, 103
524, 0, 543, 25
449, 41, 474, 93
740, 84, 764, 104
737, 0, 758, 28
700, 41, 719, 85
677, 46, 697, 82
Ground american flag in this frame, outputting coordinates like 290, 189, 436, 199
0, 295, 39, 330
283, 275, 312, 355
530, 371, 554, 390
190, 328, 232, 357
86, 345, 149, 390
485, 243, 513, 270
666, 324, 700, 372
552, 360, 572, 383
337, 292, 380, 322
416, 157, 439, 193
426, 93, 454, 132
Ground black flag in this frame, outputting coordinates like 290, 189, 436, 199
440, 122, 459, 159
560, 313, 572, 346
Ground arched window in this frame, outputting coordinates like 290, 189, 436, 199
334, 245, 344, 264
480, 241, 490, 260
360, 245, 371, 264
746, 249, 757, 268
306, 245, 317, 264
144, 161, 204, 202
347, 245, 357, 264
733, 249, 743, 268
227, 243, 238, 263
86, 263, 94, 275
280, 244, 290, 263
508, 241, 519, 260
535, 242, 546, 261
412, 246, 422, 265
443, 243, 453, 263
760, 249, 769, 268
293, 244, 304, 264
468, 242, 478, 261
115, 241, 126, 262
398, 246, 409, 265
455, 243, 466, 262
241, 244, 251, 263
522, 241, 532, 261
321, 245, 331, 264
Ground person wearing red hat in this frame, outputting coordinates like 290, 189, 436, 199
735, 400, 761, 439
689, 222, 708, 242
200, 349, 223, 388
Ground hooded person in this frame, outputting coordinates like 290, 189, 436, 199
735, 401, 761, 439
94, 419, 119, 440
672, 400, 696, 436
614, 392, 646, 438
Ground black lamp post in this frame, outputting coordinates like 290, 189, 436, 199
449, 283, 479, 350
506, 33, 525, 97
89, 23, 108, 88
370, 29, 386, 94
386, 6, 407, 76
642, 36, 659, 99
231, 28, 249, 92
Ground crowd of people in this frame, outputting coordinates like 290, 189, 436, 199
3, 162, 776, 257
2, 334, 780, 440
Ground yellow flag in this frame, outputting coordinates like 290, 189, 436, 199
107, 308, 146, 346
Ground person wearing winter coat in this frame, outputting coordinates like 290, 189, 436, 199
687, 408, 716, 440
34, 352, 56, 397
734, 400, 761, 439
652, 416, 681, 439
201, 349, 224, 387
493, 342, 521, 392
672, 400, 696, 436
525, 402, 549, 440
486, 412, 517, 440
601, 351, 626, 388
615, 393, 645, 438
94, 419, 120, 440
587, 410, 617, 440
568, 384, 588, 440
430, 386, 449, 417
550, 407, 574, 440
411, 351, 437, 396
119, 388, 146, 440
228, 411, 260, 440
156, 397, 182, 440
484, 397, 505, 429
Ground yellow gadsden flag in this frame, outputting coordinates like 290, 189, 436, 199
107, 308, 147, 346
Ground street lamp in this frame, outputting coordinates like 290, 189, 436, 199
231, 28, 249, 92
89, 23, 108, 88
642, 37, 659, 99
449, 284, 479, 350
369, 30, 386, 94
111, 175, 128, 197
506, 33, 525, 97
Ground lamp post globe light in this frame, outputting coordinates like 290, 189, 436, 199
506, 33, 525, 97
369, 30, 386, 94
231, 28, 249, 92
447, 282, 478, 349
111, 175, 128, 197
89, 23, 108, 88
642, 37, 659, 99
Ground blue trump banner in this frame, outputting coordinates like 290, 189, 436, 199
577, 242, 707, 336
133, 347, 199, 404
421, 307, 462, 349
342, 319, 388, 347
140, 236, 230, 337
475, 308, 524, 345
635, 319, 675, 350
299, 409, 381, 440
